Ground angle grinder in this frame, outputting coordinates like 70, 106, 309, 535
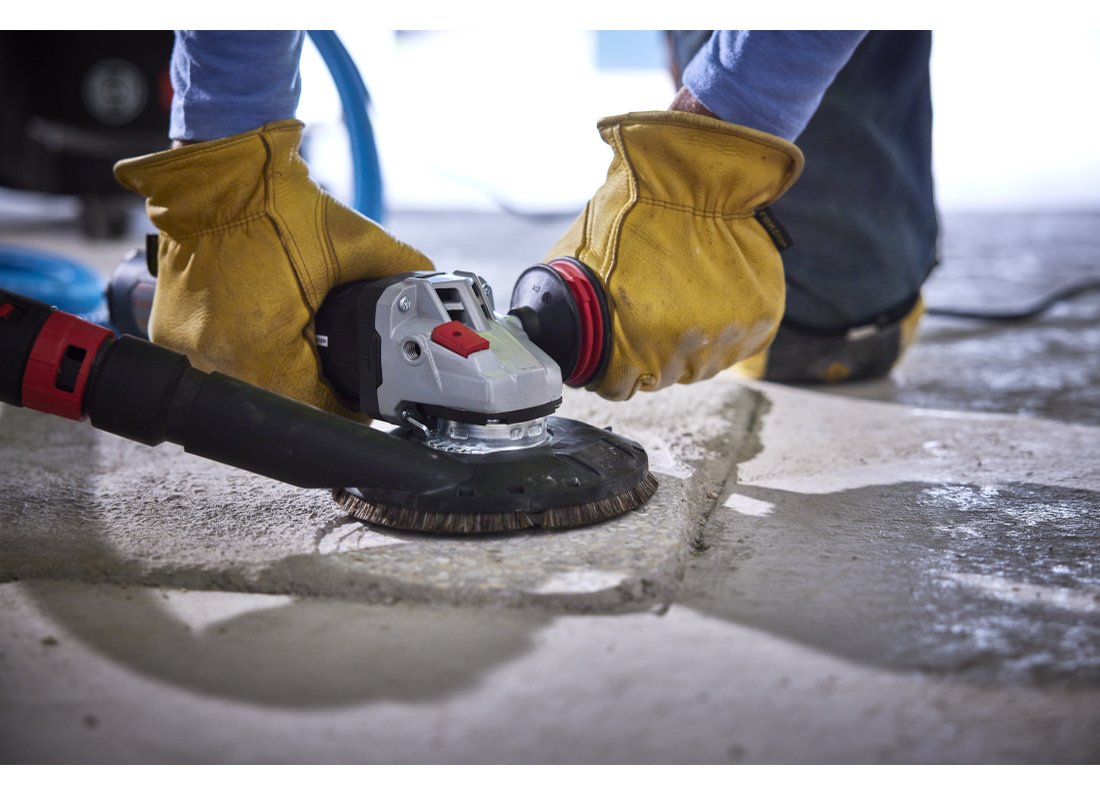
1, 250, 656, 534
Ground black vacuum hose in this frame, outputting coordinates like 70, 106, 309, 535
0, 289, 472, 493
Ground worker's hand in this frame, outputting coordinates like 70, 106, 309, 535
115, 120, 432, 418
548, 110, 803, 400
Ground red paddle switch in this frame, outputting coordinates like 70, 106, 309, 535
431, 321, 490, 358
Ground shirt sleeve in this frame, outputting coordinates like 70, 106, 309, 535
682, 30, 867, 140
170, 30, 305, 141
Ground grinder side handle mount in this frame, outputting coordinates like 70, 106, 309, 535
508, 257, 611, 389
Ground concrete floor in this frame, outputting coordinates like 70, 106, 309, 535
1, 196, 1098, 763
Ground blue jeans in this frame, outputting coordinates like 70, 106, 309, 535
674, 30, 938, 331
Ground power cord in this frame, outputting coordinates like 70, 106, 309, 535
925, 277, 1100, 322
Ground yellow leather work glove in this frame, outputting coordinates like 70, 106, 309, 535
114, 119, 432, 418
548, 111, 803, 400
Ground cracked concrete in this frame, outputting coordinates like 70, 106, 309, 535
1, 203, 1098, 763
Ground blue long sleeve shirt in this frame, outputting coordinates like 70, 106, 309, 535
682, 30, 867, 140
170, 30, 304, 141
169, 30, 867, 144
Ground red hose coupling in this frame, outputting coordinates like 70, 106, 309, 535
22, 311, 114, 421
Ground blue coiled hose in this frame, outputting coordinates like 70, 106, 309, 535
0, 244, 111, 324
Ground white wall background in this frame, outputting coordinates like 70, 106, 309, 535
298, 29, 1100, 214
930, 28, 1100, 211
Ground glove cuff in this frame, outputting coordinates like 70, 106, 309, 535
113, 119, 307, 239
596, 111, 804, 213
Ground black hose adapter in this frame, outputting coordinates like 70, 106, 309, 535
0, 289, 471, 494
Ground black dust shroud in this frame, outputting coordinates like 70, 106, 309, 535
334, 417, 658, 535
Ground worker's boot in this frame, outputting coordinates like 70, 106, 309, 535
733, 295, 925, 383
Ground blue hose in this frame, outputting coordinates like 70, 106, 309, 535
307, 30, 385, 223
0, 244, 108, 323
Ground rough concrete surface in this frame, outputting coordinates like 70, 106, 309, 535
0, 382, 754, 610
1, 203, 1099, 763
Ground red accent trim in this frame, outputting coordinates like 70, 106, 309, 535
548, 259, 603, 387
22, 312, 113, 421
430, 320, 490, 358
0, 302, 14, 320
